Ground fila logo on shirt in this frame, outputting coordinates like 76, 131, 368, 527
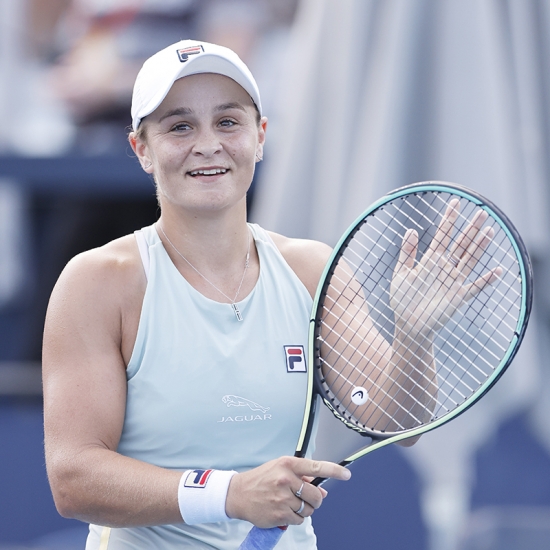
284, 345, 307, 373
183, 469, 213, 489
177, 45, 204, 62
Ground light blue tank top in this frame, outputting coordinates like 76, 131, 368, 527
86, 223, 316, 549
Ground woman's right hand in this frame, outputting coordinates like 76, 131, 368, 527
225, 457, 351, 528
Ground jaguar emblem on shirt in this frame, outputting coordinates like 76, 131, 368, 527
218, 395, 272, 423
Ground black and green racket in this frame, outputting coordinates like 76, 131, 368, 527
239, 181, 532, 550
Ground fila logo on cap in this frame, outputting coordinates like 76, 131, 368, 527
177, 45, 204, 63
284, 345, 307, 373
183, 469, 213, 489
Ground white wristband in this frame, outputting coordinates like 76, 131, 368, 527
178, 469, 237, 525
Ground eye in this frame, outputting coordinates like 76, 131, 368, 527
171, 122, 191, 132
219, 118, 237, 128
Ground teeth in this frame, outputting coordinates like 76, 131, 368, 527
190, 168, 227, 176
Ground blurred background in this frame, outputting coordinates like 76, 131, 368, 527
1, 0, 549, 549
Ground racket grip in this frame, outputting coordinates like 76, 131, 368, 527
238, 526, 287, 550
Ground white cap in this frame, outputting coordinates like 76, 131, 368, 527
131, 39, 262, 131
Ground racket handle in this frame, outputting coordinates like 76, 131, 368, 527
311, 476, 326, 487
238, 526, 287, 550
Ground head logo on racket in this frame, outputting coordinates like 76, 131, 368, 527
351, 387, 369, 406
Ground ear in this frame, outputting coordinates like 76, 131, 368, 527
129, 132, 154, 173
256, 116, 268, 162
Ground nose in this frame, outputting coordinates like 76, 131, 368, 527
191, 126, 222, 157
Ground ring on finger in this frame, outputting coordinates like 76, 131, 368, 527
295, 482, 305, 498
294, 500, 305, 515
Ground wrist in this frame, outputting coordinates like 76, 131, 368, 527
178, 469, 237, 525
394, 323, 434, 346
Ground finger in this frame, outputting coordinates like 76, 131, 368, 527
429, 199, 460, 254
290, 458, 351, 482
301, 476, 328, 498
459, 225, 494, 276
395, 228, 418, 272
449, 208, 488, 260
463, 266, 502, 302
292, 498, 314, 518
292, 482, 323, 510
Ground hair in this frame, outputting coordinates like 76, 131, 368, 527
252, 101, 262, 125
132, 121, 147, 143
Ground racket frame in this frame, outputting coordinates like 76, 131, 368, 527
294, 181, 533, 469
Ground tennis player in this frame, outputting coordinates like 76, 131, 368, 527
42, 40, 497, 549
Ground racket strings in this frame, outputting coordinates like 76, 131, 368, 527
344, 195, 470, 422
319, 254, 439, 432
319, 306, 455, 432
317, 340, 427, 430
316, 191, 523, 435
319, 267, 438, 401
323, 206, 455, 417
317, 305, 436, 421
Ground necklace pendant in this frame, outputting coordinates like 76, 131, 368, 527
231, 303, 244, 322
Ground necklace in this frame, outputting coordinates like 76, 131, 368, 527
157, 223, 251, 322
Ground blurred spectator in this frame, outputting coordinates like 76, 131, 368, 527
0, 0, 74, 156
47, 0, 203, 154
0, 0, 298, 157
42, 0, 298, 154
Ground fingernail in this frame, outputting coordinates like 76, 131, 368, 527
343, 469, 351, 480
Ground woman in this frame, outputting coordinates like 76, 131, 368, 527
43, 39, 498, 549
43, 40, 351, 550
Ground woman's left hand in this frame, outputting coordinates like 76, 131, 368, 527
390, 199, 503, 338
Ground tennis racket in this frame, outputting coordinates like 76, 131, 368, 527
239, 181, 533, 550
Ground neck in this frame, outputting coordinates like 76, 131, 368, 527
158, 203, 250, 272
156, 206, 256, 321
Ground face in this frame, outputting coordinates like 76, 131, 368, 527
131, 73, 267, 215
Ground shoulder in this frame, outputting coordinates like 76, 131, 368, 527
49, 234, 145, 322
267, 231, 332, 298
59, 234, 142, 287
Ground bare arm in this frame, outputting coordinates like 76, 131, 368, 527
43, 242, 183, 527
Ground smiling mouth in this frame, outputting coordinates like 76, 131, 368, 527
188, 168, 228, 177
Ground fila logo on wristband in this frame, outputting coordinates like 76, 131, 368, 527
178, 469, 237, 525
184, 469, 213, 489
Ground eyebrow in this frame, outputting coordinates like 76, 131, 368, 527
157, 102, 247, 123
158, 107, 193, 123
215, 102, 247, 113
